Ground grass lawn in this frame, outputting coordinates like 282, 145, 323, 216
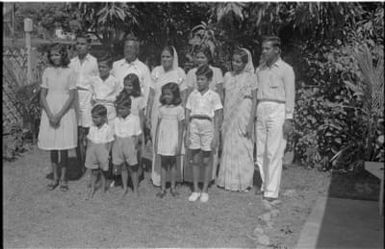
4, 145, 334, 248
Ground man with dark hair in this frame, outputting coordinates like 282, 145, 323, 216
111, 34, 151, 104
70, 34, 99, 173
255, 35, 295, 203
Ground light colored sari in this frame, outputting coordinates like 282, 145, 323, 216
217, 48, 257, 191
150, 47, 187, 186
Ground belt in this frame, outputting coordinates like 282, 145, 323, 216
257, 99, 285, 104
190, 115, 212, 121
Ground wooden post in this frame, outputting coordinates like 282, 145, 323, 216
24, 18, 33, 85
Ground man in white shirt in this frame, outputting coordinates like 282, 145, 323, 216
70, 34, 99, 173
111, 34, 151, 104
255, 36, 295, 202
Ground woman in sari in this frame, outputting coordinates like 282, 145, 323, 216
217, 48, 257, 192
146, 46, 187, 187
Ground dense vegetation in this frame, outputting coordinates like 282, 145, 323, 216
9, 2, 384, 169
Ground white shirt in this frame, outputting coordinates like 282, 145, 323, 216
111, 58, 151, 104
90, 74, 121, 104
70, 53, 99, 90
70, 54, 99, 109
256, 58, 295, 119
87, 123, 114, 144
114, 114, 142, 138
186, 89, 223, 118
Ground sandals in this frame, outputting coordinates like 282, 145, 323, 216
47, 180, 59, 191
170, 188, 179, 197
156, 189, 167, 199
59, 180, 69, 192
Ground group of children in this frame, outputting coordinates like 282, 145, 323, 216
38, 36, 223, 203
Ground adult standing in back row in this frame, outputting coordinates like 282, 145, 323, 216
70, 34, 99, 173
255, 36, 295, 202
111, 34, 152, 105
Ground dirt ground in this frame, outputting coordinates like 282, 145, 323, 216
3, 146, 332, 248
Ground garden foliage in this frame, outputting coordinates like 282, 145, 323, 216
9, 2, 384, 169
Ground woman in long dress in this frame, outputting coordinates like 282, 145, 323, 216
217, 48, 257, 192
146, 46, 187, 187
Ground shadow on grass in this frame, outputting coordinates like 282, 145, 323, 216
314, 169, 383, 249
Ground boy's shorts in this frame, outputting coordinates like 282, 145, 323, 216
188, 118, 213, 152
112, 136, 138, 166
85, 143, 109, 171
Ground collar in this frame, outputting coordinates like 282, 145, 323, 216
118, 114, 132, 121
119, 58, 139, 67
193, 88, 211, 97
262, 57, 282, 69
94, 123, 108, 130
75, 53, 92, 63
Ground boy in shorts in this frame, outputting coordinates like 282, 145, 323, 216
112, 92, 142, 197
185, 65, 223, 203
85, 104, 114, 199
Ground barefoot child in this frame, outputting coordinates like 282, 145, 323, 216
154, 82, 185, 198
85, 105, 114, 198
111, 74, 146, 187
185, 65, 223, 203
38, 43, 77, 192
112, 93, 142, 197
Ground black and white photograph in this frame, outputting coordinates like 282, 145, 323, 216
2, 1, 384, 248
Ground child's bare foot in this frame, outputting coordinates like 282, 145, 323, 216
120, 189, 128, 198
133, 190, 140, 198
85, 188, 94, 200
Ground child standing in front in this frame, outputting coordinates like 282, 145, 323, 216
38, 43, 77, 192
185, 65, 223, 203
111, 73, 146, 187
154, 83, 185, 198
85, 104, 114, 199
112, 93, 142, 197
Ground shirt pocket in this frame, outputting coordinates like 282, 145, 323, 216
268, 73, 281, 88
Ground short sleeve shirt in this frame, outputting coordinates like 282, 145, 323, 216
69, 54, 99, 90
91, 74, 121, 103
114, 114, 142, 138
87, 123, 114, 144
41, 67, 77, 92
186, 89, 223, 118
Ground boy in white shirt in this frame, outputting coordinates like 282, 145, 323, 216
85, 105, 114, 199
112, 92, 142, 197
185, 65, 223, 203
90, 56, 121, 126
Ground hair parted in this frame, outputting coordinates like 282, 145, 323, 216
75, 33, 92, 44
47, 43, 70, 67
115, 91, 132, 109
195, 64, 213, 80
97, 54, 113, 68
91, 104, 107, 118
123, 73, 142, 97
159, 82, 182, 106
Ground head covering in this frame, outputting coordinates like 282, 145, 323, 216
241, 48, 254, 73
171, 46, 179, 69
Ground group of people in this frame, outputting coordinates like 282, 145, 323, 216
37, 33, 295, 203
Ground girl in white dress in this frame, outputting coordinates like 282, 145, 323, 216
38, 43, 77, 192
154, 83, 185, 198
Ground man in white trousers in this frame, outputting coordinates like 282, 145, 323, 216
255, 36, 295, 202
